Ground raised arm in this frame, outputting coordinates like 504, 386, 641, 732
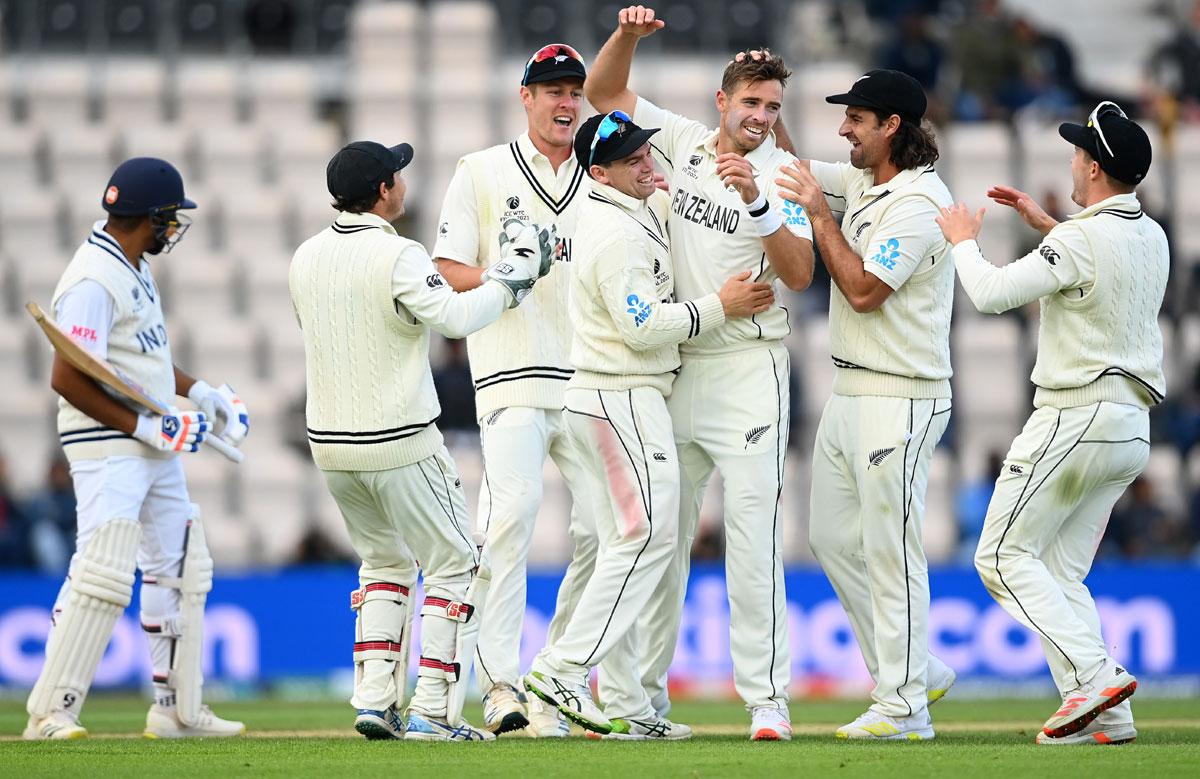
586, 5, 665, 115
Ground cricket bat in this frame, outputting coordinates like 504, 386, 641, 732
26, 301, 244, 464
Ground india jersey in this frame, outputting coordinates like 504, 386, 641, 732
633, 97, 812, 356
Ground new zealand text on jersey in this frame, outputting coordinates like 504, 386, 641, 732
671, 187, 741, 235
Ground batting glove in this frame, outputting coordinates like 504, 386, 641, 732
188, 380, 250, 445
215, 383, 250, 445
133, 409, 208, 453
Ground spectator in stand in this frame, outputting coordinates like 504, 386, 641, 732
879, 13, 948, 122
949, 0, 1023, 120
1146, 0, 1200, 119
1154, 361, 1200, 457
431, 338, 478, 436
1106, 475, 1187, 559
0, 452, 33, 568
1009, 16, 1083, 117
954, 451, 1003, 562
25, 455, 77, 573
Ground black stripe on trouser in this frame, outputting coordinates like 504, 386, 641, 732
992, 405, 1099, 689
580, 390, 653, 667
416, 458, 476, 562
765, 350, 788, 701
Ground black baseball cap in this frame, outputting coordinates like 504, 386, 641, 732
826, 69, 927, 123
573, 112, 659, 172
1058, 104, 1151, 186
522, 43, 587, 86
326, 141, 414, 202
102, 157, 197, 216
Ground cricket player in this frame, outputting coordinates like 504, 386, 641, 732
431, 43, 596, 737
774, 69, 959, 740
25, 157, 249, 740
289, 141, 553, 742
936, 101, 1161, 745
523, 111, 774, 739
586, 6, 815, 740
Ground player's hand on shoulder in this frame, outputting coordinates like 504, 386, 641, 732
133, 408, 208, 453
187, 380, 250, 445
618, 6, 665, 37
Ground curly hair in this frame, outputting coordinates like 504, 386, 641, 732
331, 181, 391, 214
870, 109, 940, 170
720, 50, 791, 94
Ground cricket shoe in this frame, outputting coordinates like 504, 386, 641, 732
354, 707, 405, 740
836, 708, 935, 741
526, 694, 570, 738
1042, 659, 1137, 739
144, 704, 245, 738
1036, 711, 1137, 745
750, 706, 793, 741
523, 670, 611, 734
482, 682, 529, 735
404, 710, 495, 742
23, 711, 88, 740
603, 716, 693, 740
927, 656, 957, 706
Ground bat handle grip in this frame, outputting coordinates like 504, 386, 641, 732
204, 434, 244, 464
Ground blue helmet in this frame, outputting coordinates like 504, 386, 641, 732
102, 157, 197, 217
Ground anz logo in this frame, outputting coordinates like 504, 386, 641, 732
626, 294, 652, 327
870, 238, 901, 271
781, 200, 808, 228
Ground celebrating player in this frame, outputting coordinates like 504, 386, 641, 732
288, 141, 553, 741
936, 101, 1162, 745
431, 43, 597, 738
25, 158, 249, 740
774, 70, 959, 740
586, 6, 814, 741
523, 111, 774, 739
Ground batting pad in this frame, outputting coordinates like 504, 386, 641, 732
27, 518, 140, 718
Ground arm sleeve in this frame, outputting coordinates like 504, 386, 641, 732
634, 96, 707, 176
594, 240, 725, 351
860, 196, 943, 291
808, 159, 851, 213
391, 243, 508, 338
430, 160, 482, 265
951, 225, 1092, 314
53, 279, 114, 359
766, 156, 814, 241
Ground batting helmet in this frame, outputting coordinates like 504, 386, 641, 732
102, 157, 197, 217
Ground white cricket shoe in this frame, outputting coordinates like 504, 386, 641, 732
482, 682, 529, 735
354, 707, 405, 740
23, 711, 88, 740
927, 656, 957, 706
404, 710, 495, 742
144, 704, 245, 738
526, 694, 570, 738
1042, 658, 1137, 739
1036, 710, 1137, 745
523, 670, 611, 734
836, 708, 935, 740
750, 706, 793, 741
604, 715, 693, 740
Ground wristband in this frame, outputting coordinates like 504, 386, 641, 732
746, 193, 782, 237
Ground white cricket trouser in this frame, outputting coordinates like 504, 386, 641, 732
474, 407, 598, 692
616, 345, 791, 715
54, 456, 192, 694
324, 445, 479, 716
975, 401, 1149, 695
810, 394, 951, 718
532, 387, 679, 700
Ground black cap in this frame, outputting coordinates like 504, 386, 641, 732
522, 43, 587, 86
1058, 109, 1152, 186
826, 69, 927, 123
573, 112, 659, 172
326, 141, 414, 202
102, 157, 197, 216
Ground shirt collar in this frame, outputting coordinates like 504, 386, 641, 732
589, 179, 648, 214
698, 129, 778, 173
516, 132, 546, 164
334, 211, 398, 234
859, 164, 935, 196
1070, 192, 1142, 220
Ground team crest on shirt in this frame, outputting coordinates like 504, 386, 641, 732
683, 153, 702, 180
502, 194, 529, 223
853, 221, 872, 241
131, 285, 146, 312
506, 196, 520, 209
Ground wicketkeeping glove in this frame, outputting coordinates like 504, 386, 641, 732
133, 409, 208, 453
484, 220, 542, 308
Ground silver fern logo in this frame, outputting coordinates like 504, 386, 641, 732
868, 447, 896, 468
744, 425, 770, 448
485, 409, 506, 425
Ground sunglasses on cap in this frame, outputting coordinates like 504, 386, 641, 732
522, 43, 586, 83
588, 110, 632, 167
1087, 100, 1128, 159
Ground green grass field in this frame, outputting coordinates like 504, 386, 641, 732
2, 696, 1198, 777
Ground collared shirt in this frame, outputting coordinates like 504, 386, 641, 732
634, 97, 811, 355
